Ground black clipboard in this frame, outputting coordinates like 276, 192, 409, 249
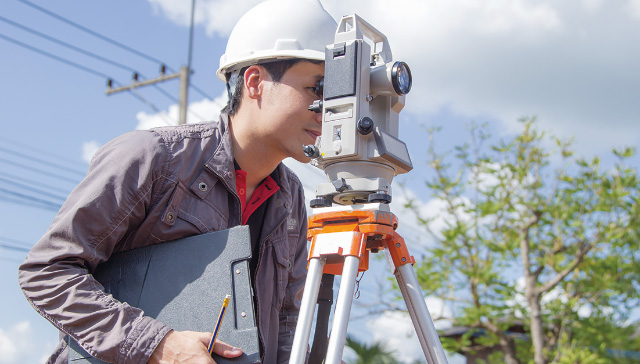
67, 226, 261, 363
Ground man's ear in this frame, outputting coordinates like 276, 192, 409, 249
243, 65, 267, 100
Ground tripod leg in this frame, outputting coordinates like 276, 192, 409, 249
325, 255, 360, 364
396, 264, 449, 364
290, 257, 326, 364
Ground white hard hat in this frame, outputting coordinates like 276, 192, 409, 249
217, 0, 338, 82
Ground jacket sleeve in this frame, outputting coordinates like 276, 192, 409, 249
277, 181, 309, 363
18, 130, 172, 364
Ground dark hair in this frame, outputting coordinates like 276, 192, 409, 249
222, 59, 322, 116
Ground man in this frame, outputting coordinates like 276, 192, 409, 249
18, 0, 337, 363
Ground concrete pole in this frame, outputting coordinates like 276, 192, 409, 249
179, 65, 189, 125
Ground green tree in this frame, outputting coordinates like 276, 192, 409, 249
404, 118, 640, 364
345, 335, 400, 364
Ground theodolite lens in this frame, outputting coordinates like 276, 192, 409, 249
391, 62, 412, 95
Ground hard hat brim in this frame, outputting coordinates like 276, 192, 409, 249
216, 49, 326, 82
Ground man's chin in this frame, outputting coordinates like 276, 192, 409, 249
291, 154, 312, 163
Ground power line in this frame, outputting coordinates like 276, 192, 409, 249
0, 195, 58, 211
0, 171, 73, 195
127, 88, 176, 126
17, 0, 214, 102
0, 242, 31, 254
0, 136, 85, 168
0, 156, 81, 185
0, 31, 197, 125
190, 84, 214, 100
18, 0, 174, 71
0, 15, 181, 105
0, 236, 35, 248
0, 187, 62, 211
0, 176, 68, 203
0, 146, 86, 177
0, 32, 112, 79
184, 0, 214, 101
0, 33, 174, 118
11, 2, 212, 123
0, 14, 138, 73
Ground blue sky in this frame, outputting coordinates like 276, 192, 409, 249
1, 0, 639, 363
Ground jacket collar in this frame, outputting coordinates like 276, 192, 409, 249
205, 112, 293, 209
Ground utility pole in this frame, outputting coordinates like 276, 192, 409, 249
106, 66, 190, 125
106, 0, 196, 126
179, 65, 189, 125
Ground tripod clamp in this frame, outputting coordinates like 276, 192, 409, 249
307, 207, 414, 276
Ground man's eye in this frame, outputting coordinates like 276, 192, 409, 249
308, 87, 319, 94
308, 86, 323, 98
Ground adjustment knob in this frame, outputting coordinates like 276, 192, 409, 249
357, 117, 374, 135
308, 100, 323, 113
303, 145, 320, 158
368, 192, 392, 204
310, 197, 332, 208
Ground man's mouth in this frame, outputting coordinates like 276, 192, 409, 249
306, 129, 321, 140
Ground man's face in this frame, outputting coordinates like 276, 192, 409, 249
258, 61, 324, 163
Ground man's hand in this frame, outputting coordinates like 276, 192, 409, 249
149, 330, 243, 364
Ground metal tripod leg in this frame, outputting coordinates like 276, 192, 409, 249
290, 257, 326, 364
325, 255, 361, 364
396, 264, 449, 364
291, 207, 449, 364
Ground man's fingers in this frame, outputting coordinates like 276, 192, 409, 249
194, 333, 242, 358
212, 339, 243, 358
197, 331, 215, 344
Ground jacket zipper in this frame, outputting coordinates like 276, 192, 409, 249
205, 164, 242, 225
207, 162, 294, 360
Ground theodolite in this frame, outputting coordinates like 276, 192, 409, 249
290, 14, 449, 364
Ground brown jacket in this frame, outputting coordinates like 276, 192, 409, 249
18, 114, 309, 364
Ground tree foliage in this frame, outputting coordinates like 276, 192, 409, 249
345, 335, 400, 364
404, 118, 640, 364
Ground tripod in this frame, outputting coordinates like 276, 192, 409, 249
289, 203, 449, 364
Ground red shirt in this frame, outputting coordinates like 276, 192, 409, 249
235, 169, 280, 225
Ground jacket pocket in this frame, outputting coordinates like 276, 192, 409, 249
148, 182, 229, 243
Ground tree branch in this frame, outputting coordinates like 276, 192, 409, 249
537, 241, 592, 295
521, 213, 541, 278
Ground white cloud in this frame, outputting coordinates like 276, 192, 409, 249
282, 159, 438, 257
394, 185, 472, 244
147, 0, 261, 37
79, 95, 227, 165
323, 0, 640, 150
364, 297, 455, 363
582, 0, 606, 13
0, 321, 56, 364
81, 140, 101, 164
630, 0, 640, 20
151, 0, 640, 152
135, 93, 227, 130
